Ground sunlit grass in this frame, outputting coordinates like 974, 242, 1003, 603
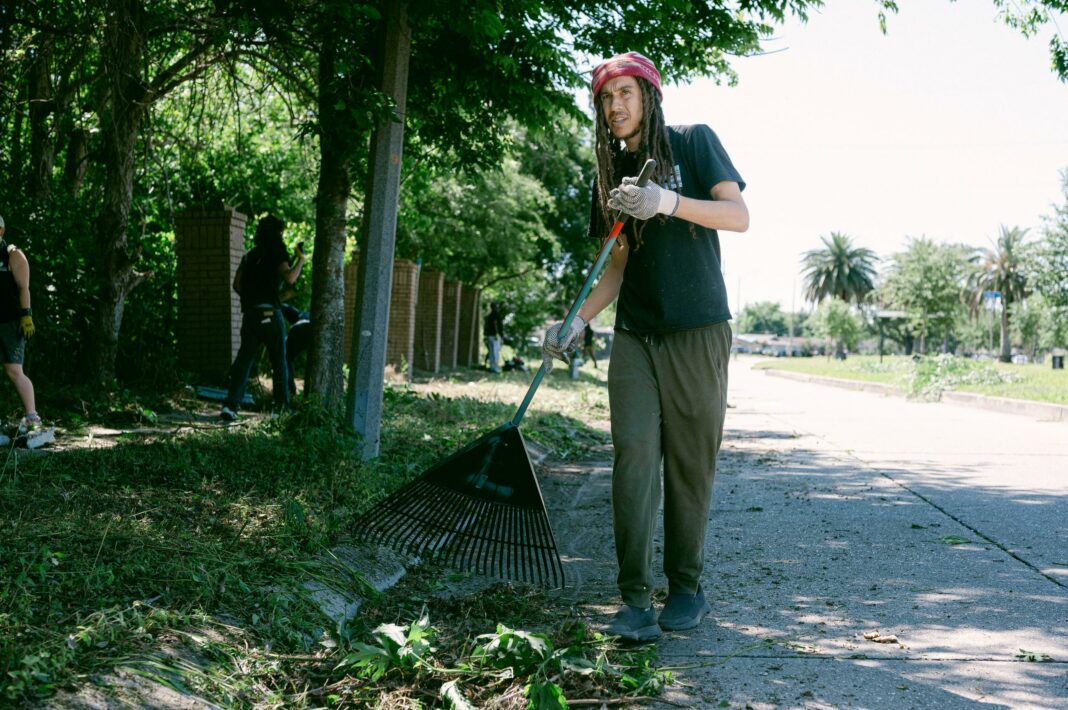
754, 354, 1068, 404
0, 365, 612, 705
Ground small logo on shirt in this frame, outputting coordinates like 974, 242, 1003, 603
662, 164, 683, 191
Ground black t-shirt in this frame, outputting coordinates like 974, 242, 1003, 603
589, 124, 745, 336
238, 243, 288, 311
0, 242, 21, 323
484, 311, 504, 337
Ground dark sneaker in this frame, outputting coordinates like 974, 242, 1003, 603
658, 585, 711, 631
220, 406, 238, 422
606, 604, 661, 642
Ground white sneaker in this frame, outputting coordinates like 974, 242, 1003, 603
24, 428, 55, 449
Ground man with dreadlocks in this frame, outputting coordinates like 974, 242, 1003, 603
543, 52, 748, 642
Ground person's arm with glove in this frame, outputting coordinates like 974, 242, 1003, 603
9, 247, 34, 339
608, 178, 749, 232
542, 235, 629, 371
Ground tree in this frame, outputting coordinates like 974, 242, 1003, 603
1012, 295, 1046, 359
812, 298, 862, 359
968, 225, 1030, 363
737, 301, 788, 335
988, 0, 1068, 81
879, 237, 970, 354
801, 232, 878, 305
1027, 170, 1068, 310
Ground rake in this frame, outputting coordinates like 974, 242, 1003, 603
355, 159, 657, 588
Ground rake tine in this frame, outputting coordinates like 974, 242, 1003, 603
450, 498, 488, 572
474, 505, 497, 577
501, 503, 516, 582
539, 516, 562, 587
460, 501, 489, 574
532, 510, 554, 583
392, 483, 455, 553
524, 510, 541, 585
373, 485, 437, 552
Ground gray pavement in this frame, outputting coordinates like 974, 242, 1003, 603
540, 356, 1068, 708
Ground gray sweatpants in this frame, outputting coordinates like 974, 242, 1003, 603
607, 321, 731, 608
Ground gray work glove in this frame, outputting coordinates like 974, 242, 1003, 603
541, 314, 587, 372
608, 176, 679, 221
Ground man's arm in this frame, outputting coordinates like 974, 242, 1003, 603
577, 235, 629, 323
673, 180, 749, 233
611, 179, 749, 233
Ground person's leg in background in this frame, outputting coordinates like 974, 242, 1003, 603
223, 314, 262, 418
488, 335, 502, 373
262, 309, 290, 412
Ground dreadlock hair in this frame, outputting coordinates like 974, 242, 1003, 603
594, 76, 676, 250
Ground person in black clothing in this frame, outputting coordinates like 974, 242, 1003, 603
542, 52, 748, 641
221, 215, 305, 420
484, 301, 505, 374
0, 215, 45, 435
581, 322, 598, 369
280, 303, 311, 399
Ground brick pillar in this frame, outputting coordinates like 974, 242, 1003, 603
342, 252, 419, 381
414, 269, 443, 373
174, 206, 247, 383
387, 260, 419, 380
440, 280, 462, 368
458, 285, 481, 367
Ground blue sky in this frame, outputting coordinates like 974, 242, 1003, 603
659, 0, 1068, 312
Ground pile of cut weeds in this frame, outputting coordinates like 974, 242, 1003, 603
0, 372, 644, 708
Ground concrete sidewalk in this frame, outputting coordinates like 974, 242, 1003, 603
540, 357, 1068, 708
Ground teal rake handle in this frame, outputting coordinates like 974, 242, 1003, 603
511, 158, 657, 426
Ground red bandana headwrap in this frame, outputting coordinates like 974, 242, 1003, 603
591, 51, 662, 101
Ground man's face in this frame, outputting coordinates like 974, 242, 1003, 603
599, 75, 643, 150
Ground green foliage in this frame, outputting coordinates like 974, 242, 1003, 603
801, 232, 878, 305
1027, 170, 1068, 310
334, 609, 671, 708
968, 225, 1031, 361
757, 353, 1068, 405
339, 609, 437, 681
990, 0, 1068, 81
812, 298, 862, 353
879, 237, 970, 354
0, 366, 617, 703
908, 353, 1017, 400
737, 301, 789, 335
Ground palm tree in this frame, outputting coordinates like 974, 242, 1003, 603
800, 232, 878, 358
801, 232, 878, 305
969, 225, 1030, 363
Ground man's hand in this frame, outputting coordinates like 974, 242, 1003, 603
19, 314, 34, 339
541, 314, 586, 372
608, 176, 679, 221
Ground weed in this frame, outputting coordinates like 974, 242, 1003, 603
1, 368, 615, 704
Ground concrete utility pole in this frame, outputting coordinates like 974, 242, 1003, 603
347, 0, 411, 459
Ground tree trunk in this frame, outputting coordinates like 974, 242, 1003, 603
28, 34, 56, 205
85, 0, 148, 385
305, 44, 356, 410
64, 127, 89, 197
999, 300, 1012, 363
